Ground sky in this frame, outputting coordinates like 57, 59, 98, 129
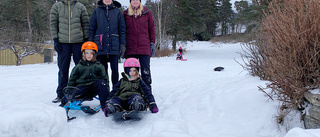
0, 41, 318, 137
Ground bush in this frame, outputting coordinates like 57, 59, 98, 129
242, 0, 320, 125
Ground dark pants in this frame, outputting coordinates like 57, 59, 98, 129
108, 94, 145, 111
126, 55, 152, 88
97, 55, 119, 88
61, 79, 109, 109
56, 43, 82, 98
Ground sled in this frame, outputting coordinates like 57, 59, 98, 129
111, 110, 146, 121
63, 96, 101, 121
181, 59, 187, 61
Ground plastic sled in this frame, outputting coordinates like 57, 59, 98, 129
63, 96, 101, 121
111, 110, 146, 121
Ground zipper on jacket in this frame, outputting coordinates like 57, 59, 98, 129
107, 6, 109, 18
68, 0, 71, 43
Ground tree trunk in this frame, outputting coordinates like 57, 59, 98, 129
26, 0, 32, 36
172, 35, 177, 51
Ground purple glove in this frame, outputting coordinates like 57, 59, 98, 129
150, 103, 158, 113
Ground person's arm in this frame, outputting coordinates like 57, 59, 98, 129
118, 10, 126, 46
67, 65, 80, 87
88, 10, 97, 41
81, 5, 90, 40
107, 80, 122, 100
140, 80, 158, 113
148, 11, 156, 44
140, 80, 155, 103
49, 4, 59, 40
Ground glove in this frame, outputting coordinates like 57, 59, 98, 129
119, 44, 126, 58
53, 38, 62, 53
150, 42, 156, 57
150, 103, 158, 113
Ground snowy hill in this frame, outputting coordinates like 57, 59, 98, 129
0, 41, 318, 137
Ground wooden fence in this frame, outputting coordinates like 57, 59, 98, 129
0, 45, 53, 65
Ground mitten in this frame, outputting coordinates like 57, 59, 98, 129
150, 103, 158, 113
119, 44, 126, 58
53, 38, 62, 53
150, 42, 156, 57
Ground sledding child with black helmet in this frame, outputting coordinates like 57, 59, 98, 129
60, 41, 110, 110
104, 58, 158, 117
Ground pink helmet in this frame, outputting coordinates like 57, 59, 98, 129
123, 58, 140, 68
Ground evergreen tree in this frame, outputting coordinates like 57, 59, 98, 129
217, 0, 233, 36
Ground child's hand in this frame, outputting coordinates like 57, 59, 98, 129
150, 104, 158, 113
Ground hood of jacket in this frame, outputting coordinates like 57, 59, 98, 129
97, 0, 121, 8
124, 6, 149, 16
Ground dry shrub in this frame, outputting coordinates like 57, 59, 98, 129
210, 33, 252, 43
243, 0, 320, 125
154, 47, 176, 57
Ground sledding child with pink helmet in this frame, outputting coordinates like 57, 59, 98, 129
104, 58, 158, 117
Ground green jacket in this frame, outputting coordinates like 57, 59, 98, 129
50, 0, 89, 43
68, 59, 109, 87
109, 73, 156, 104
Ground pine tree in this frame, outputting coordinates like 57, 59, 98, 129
217, 0, 233, 36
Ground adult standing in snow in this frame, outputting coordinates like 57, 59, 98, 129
50, 0, 89, 103
123, 0, 156, 88
88, 0, 126, 88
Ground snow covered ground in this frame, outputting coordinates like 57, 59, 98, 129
0, 41, 318, 137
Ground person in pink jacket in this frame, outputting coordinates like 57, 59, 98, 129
123, 0, 156, 88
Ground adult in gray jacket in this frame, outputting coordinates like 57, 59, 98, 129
50, 0, 89, 103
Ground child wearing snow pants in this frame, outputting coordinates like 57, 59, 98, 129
104, 58, 158, 117
60, 42, 109, 110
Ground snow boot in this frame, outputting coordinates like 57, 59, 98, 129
52, 97, 62, 103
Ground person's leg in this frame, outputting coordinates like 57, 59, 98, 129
139, 55, 152, 88
54, 43, 72, 103
128, 94, 145, 111
60, 86, 87, 106
97, 55, 108, 75
109, 55, 119, 88
71, 43, 82, 65
92, 79, 109, 110
104, 96, 124, 117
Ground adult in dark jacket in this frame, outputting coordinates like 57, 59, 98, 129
89, 0, 126, 88
104, 58, 158, 117
123, 0, 156, 88
50, 0, 89, 103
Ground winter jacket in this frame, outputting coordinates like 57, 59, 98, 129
88, 2, 126, 56
50, 0, 89, 43
123, 7, 155, 56
68, 59, 109, 87
108, 72, 155, 104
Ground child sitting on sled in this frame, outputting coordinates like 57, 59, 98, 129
60, 41, 109, 110
176, 46, 183, 60
104, 58, 158, 117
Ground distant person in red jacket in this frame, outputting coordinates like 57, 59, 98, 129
123, 0, 156, 89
